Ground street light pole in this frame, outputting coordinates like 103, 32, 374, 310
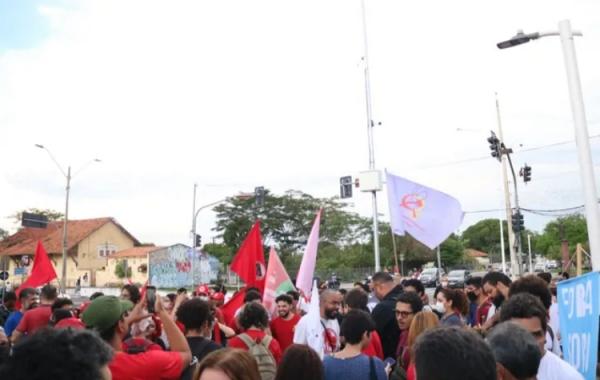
61, 166, 71, 294
497, 20, 600, 271
361, 0, 381, 272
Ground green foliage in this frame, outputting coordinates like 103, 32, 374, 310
213, 190, 371, 263
461, 219, 509, 262
202, 243, 235, 265
0, 228, 8, 241
115, 260, 132, 279
535, 215, 588, 259
440, 234, 466, 268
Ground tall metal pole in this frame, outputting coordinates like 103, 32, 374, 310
61, 166, 71, 294
505, 153, 524, 276
558, 20, 600, 271
361, 0, 380, 272
436, 245, 442, 271
527, 234, 533, 273
499, 213, 506, 273
390, 223, 399, 274
495, 95, 519, 276
191, 183, 197, 288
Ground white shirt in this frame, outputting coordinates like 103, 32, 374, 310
487, 304, 496, 320
293, 315, 340, 358
537, 351, 583, 380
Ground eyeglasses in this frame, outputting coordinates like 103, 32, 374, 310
395, 310, 413, 318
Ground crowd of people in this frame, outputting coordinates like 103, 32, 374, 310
0, 269, 587, 380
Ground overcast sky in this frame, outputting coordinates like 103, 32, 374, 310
2, 0, 599, 249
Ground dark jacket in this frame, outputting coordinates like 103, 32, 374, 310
371, 285, 403, 358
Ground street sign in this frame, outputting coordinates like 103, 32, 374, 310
0, 271, 8, 281
14, 268, 27, 276
558, 272, 599, 380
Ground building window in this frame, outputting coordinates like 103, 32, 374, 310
97, 244, 117, 258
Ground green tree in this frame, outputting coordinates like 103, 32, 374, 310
213, 189, 371, 263
202, 243, 234, 266
0, 228, 8, 240
439, 234, 466, 269
535, 215, 588, 259
115, 260, 132, 279
461, 219, 509, 262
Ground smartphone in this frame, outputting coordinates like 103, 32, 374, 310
146, 287, 156, 313
383, 357, 396, 368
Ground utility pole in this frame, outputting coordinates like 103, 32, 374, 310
360, 0, 381, 272
495, 95, 520, 276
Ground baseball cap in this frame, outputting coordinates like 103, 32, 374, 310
211, 292, 225, 302
196, 284, 211, 296
82, 296, 134, 331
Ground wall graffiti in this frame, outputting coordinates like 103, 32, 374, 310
149, 244, 221, 288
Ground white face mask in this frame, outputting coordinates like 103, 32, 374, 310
434, 301, 446, 314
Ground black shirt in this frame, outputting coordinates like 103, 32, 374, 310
181, 336, 222, 380
371, 285, 403, 358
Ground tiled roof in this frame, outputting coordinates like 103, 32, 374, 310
109, 246, 162, 259
466, 249, 489, 258
0, 217, 140, 256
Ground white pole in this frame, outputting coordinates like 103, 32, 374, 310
61, 166, 71, 294
499, 214, 506, 273
360, 0, 380, 272
558, 20, 600, 271
527, 234, 533, 273
437, 245, 442, 271
191, 183, 197, 288
496, 94, 519, 276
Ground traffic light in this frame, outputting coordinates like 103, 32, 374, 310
340, 176, 353, 199
255, 186, 265, 206
521, 164, 532, 183
487, 132, 502, 162
512, 212, 524, 233
195, 234, 202, 247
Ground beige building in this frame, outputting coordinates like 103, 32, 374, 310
101, 246, 163, 286
0, 217, 140, 287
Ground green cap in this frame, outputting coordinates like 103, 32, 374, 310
82, 295, 134, 331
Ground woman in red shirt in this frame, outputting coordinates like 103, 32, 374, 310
343, 288, 384, 359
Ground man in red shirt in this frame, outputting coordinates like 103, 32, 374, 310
82, 295, 191, 380
343, 288, 383, 359
269, 294, 300, 353
12, 284, 58, 343
228, 302, 282, 364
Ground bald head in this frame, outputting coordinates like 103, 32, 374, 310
320, 289, 341, 320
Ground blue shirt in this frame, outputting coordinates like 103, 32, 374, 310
4, 310, 23, 337
324, 354, 387, 380
467, 302, 478, 326
440, 312, 464, 327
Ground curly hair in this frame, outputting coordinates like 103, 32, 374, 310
238, 302, 269, 330
0, 328, 113, 380
509, 275, 552, 310
175, 298, 213, 331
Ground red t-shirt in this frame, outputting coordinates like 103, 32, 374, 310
269, 314, 300, 353
16, 304, 52, 334
476, 299, 492, 326
362, 329, 384, 359
228, 329, 282, 364
109, 350, 184, 380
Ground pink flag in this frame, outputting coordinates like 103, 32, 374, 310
263, 247, 295, 317
295, 209, 322, 298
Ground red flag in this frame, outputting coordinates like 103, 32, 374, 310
220, 289, 246, 328
18, 241, 58, 292
229, 221, 266, 292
